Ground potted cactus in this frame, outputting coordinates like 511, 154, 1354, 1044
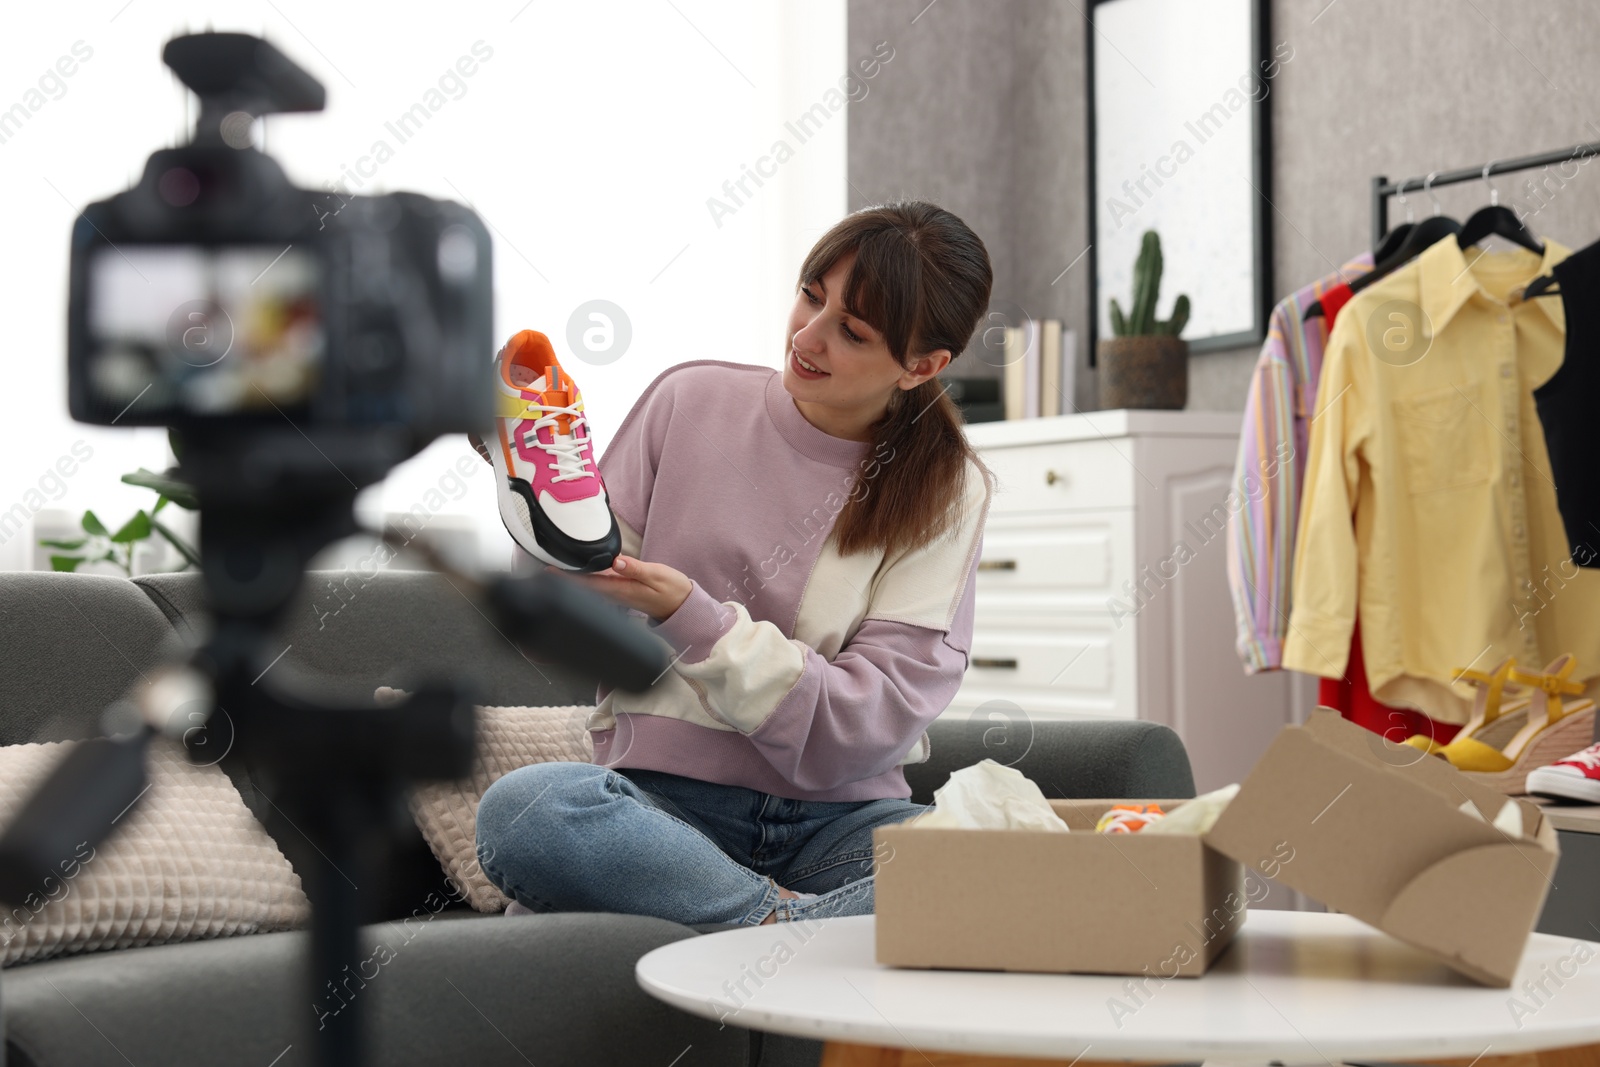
1099, 230, 1191, 410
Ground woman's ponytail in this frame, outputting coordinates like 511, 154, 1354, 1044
799, 201, 994, 558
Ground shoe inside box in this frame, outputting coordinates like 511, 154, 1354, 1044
1046, 798, 1190, 832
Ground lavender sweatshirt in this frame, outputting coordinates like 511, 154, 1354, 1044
588, 360, 991, 802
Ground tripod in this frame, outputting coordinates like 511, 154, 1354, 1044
0, 449, 665, 1067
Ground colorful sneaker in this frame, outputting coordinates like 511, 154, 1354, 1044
1527, 741, 1600, 804
489, 330, 620, 572
1095, 803, 1166, 834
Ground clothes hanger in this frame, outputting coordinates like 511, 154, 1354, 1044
1308, 186, 1416, 320
1372, 222, 1414, 264
1348, 171, 1462, 288
1523, 273, 1560, 299
1457, 161, 1544, 254
1372, 183, 1416, 264
1308, 172, 1461, 319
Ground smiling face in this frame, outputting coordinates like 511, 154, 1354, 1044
782, 253, 949, 442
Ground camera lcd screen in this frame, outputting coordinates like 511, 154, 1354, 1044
86, 245, 325, 418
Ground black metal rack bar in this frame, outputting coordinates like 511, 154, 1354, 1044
1371, 140, 1600, 247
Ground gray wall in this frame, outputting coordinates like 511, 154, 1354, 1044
848, 0, 1600, 412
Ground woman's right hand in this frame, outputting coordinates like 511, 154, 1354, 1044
561, 555, 694, 624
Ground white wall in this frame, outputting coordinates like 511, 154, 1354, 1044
0, 0, 847, 570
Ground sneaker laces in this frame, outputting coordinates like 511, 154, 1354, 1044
1557, 742, 1600, 771
521, 401, 594, 482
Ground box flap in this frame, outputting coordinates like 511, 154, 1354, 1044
1379, 838, 1558, 987
1205, 725, 1524, 919
1206, 711, 1562, 986
1301, 710, 1546, 835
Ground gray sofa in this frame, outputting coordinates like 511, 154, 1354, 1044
0, 568, 1197, 1067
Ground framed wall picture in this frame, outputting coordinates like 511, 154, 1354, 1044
1086, 0, 1275, 360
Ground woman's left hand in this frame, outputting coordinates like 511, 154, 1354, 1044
558, 555, 693, 622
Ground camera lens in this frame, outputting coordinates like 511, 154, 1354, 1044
158, 166, 201, 207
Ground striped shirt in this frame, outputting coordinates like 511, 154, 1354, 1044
1226, 255, 1373, 673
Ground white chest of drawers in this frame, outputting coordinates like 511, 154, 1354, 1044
951, 409, 1311, 792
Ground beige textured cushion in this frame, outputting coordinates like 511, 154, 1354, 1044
0, 738, 310, 967
377, 687, 593, 912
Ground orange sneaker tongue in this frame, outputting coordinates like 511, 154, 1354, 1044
540, 388, 574, 434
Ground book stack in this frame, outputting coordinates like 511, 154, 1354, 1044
1001, 320, 1076, 420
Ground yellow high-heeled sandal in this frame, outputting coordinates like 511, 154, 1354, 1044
1436, 654, 1596, 794
1402, 657, 1530, 753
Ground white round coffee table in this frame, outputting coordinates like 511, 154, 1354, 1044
636, 910, 1600, 1066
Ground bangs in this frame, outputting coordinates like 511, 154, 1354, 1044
800, 219, 926, 363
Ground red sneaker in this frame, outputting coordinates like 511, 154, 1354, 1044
1526, 741, 1600, 804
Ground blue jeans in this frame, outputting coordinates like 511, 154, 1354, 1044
474, 762, 928, 926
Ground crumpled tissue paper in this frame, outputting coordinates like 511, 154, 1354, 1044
909, 758, 1069, 832
1458, 797, 1524, 838
1142, 783, 1240, 835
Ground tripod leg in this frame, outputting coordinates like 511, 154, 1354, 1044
291, 788, 369, 1067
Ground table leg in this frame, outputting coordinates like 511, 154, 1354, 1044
818, 1043, 1600, 1067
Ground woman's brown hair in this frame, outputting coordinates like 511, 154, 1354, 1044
798, 201, 994, 559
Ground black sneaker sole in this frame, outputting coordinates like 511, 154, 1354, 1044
505, 477, 621, 573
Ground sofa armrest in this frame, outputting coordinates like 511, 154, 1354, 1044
906, 716, 1197, 805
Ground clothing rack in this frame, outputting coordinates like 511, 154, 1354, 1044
1371, 141, 1600, 247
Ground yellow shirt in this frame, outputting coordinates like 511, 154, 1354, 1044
1282, 235, 1600, 723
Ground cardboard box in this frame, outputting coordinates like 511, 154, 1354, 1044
1205, 709, 1560, 987
873, 798, 1257, 977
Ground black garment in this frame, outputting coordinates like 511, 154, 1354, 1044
1535, 238, 1600, 568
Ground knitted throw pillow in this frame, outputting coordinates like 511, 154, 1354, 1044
0, 737, 311, 967
377, 687, 593, 913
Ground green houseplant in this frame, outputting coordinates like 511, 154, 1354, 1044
1099, 230, 1191, 410
41, 431, 200, 576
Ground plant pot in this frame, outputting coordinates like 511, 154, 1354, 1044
1097, 335, 1189, 410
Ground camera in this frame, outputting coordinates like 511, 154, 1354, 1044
66, 32, 493, 493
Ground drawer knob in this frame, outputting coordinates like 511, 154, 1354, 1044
971, 657, 1019, 669
977, 559, 1017, 572
1044, 469, 1065, 486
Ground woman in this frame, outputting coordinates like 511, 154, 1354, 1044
476, 201, 994, 926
